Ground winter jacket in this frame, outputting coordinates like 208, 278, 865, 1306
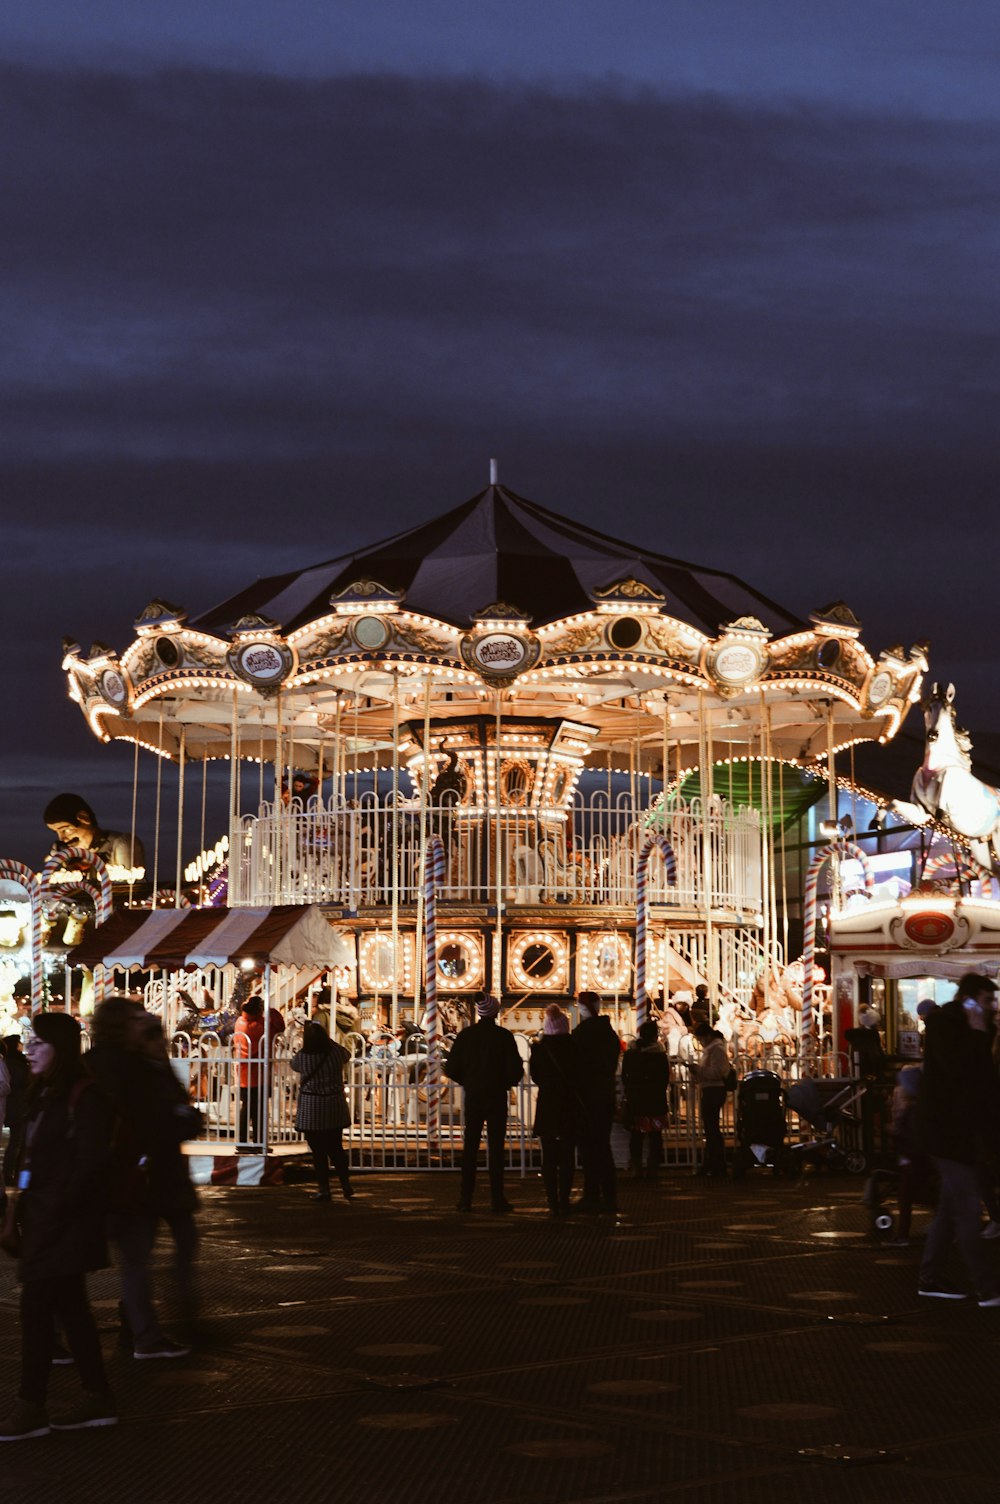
87, 1043, 199, 1215
234, 1014, 265, 1087
530, 1035, 579, 1138
18, 1077, 112, 1282
444, 1019, 523, 1099
571, 1014, 621, 1111
3, 1050, 29, 1126
694, 1035, 731, 1089
293, 1045, 351, 1131
621, 1040, 670, 1118
918, 999, 1000, 1165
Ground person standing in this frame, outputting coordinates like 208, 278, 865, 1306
292, 1023, 353, 1203
234, 996, 266, 1145
692, 1022, 730, 1178
622, 1020, 671, 1178
572, 992, 621, 1215
529, 1005, 578, 1216
917, 973, 1000, 1304
87, 997, 194, 1360
444, 994, 523, 1214
2, 1037, 29, 1191
0, 1013, 116, 1441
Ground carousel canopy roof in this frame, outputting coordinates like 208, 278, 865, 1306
66, 904, 352, 970
192, 483, 805, 638
62, 475, 928, 768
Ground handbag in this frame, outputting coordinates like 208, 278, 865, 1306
724, 1066, 738, 1093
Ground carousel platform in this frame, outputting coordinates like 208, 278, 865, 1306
0, 1170, 996, 1503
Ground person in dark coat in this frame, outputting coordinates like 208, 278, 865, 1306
0, 1012, 116, 1441
917, 973, 1000, 1303
2, 1036, 30, 1189
622, 1020, 671, 1177
292, 1022, 353, 1202
444, 993, 523, 1213
530, 1005, 578, 1215
88, 996, 198, 1358
572, 991, 621, 1214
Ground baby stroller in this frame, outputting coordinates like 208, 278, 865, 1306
731, 1071, 794, 1179
785, 1077, 868, 1176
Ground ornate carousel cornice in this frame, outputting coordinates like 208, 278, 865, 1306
61, 582, 927, 757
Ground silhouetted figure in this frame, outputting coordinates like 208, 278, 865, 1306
572, 992, 621, 1214
445, 994, 523, 1213
292, 1022, 353, 1203
530, 1005, 578, 1215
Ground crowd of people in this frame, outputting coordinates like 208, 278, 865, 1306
443, 988, 729, 1216
0, 997, 203, 1442
7, 969, 999, 1443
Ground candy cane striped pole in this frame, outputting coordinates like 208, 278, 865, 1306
923, 849, 982, 893
41, 848, 113, 1004
423, 835, 447, 1150
800, 840, 874, 1057
635, 834, 678, 1028
0, 860, 43, 1011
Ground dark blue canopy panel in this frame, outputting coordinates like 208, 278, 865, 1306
192, 484, 805, 637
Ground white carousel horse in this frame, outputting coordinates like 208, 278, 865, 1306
886, 682, 1000, 873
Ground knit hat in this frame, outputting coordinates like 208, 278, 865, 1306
577, 991, 601, 1016
476, 993, 501, 1019
915, 998, 936, 1020
543, 1004, 569, 1035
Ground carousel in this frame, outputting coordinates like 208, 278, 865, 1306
54, 473, 929, 1076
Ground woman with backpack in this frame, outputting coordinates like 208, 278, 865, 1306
0, 1012, 116, 1441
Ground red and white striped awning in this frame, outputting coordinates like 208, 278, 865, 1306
66, 904, 353, 971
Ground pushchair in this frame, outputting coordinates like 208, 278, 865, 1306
731, 1070, 795, 1179
785, 1077, 869, 1177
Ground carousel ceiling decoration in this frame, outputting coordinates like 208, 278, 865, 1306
61, 482, 926, 767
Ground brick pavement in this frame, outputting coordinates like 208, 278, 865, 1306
1, 1170, 998, 1502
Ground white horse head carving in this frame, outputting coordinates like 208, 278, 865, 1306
886, 682, 999, 874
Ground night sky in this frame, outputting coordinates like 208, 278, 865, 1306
2, 1, 999, 866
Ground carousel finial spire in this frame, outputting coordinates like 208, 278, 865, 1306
489, 457, 498, 485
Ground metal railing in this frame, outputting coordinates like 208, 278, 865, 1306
170, 1031, 868, 1172
229, 791, 762, 912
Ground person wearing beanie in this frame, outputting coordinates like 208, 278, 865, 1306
692, 1022, 731, 1178
529, 1006, 578, 1215
621, 1020, 671, 1177
571, 992, 621, 1214
444, 994, 524, 1213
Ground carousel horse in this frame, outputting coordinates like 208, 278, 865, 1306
884, 682, 1000, 874
750, 961, 803, 1016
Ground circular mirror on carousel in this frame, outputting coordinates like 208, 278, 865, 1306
509, 931, 569, 992
607, 615, 643, 651
590, 933, 630, 991
434, 932, 483, 991
360, 932, 412, 992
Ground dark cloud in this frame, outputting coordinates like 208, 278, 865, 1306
1, 62, 998, 859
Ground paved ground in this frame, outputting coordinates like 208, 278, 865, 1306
1, 1166, 998, 1503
